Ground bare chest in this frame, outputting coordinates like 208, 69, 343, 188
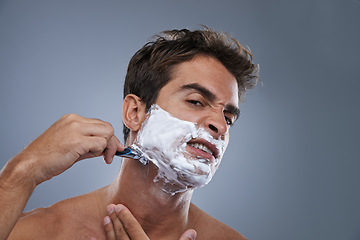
52, 219, 107, 240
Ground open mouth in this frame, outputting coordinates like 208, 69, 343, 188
187, 142, 213, 155
186, 138, 219, 161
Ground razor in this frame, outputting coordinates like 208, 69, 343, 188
115, 146, 149, 165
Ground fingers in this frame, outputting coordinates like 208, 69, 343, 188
179, 229, 197, 240
104, 204, 149, 240
81, 118, 124, 164
114, 205, 149, 240
104, 216, 117, 240
103, 204, 197, 240
103, 136, 124, 164
104, 204, 130, 240
61, 115, 123, 163
80, 121, 114, 139
17, 113, 124, 185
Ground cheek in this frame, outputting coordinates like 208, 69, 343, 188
220, 133, 230, 155
224, 133, 230, 146
162, 107, 200, 124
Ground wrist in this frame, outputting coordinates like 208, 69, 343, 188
0, 154, 37, 193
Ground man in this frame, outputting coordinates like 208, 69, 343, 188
0, 27, 258, 239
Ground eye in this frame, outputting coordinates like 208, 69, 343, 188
187, 100, 203, 106
225, 116, 233, 126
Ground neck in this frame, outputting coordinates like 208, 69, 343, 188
105, 158, 194, 238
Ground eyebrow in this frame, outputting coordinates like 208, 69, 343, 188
225, 104, 240, 122
180, 83, 240, 121
181, 83, 216, 101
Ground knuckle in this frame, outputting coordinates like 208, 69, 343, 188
109, 212, 118, 222
62, 114, 70, 119
104, 223, 113, 233
99, 138, 108, 149
68, 119, 81, 129
69, 136, 82, 147
103, 121, 114, 135
117, 209, 136, 231
123, 221, 137, 233
62, 114, 81, 128
115, 226, 126, 235
62, 113, 78, 121
91, 139, 107, 154
91, 141, 107, 154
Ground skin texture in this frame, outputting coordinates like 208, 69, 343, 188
3, 55, 247, 240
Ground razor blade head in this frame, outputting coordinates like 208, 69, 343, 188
115, 146, 149, 165
129, 146, 149, 165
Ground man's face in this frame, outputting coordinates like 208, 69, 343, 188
130, 54, 239, 194
155, 54, 239, 170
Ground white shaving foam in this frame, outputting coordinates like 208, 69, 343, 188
131, 105, 226, 195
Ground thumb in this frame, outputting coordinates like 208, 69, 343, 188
179, 229, 197, 240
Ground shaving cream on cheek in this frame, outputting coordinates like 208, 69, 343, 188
132, 104, 226, 195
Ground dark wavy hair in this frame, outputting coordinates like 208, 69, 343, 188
123, 26, 259, 142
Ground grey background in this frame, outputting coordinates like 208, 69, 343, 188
1, 0, 359, 239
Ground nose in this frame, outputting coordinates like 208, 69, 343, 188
204, 111, 228, 139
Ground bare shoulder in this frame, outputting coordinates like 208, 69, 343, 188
190, 203, 248, 240
8, 205, 65, 240
8, 191, 105, 240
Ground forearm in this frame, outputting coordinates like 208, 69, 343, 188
0, 114, 122, 239
0, 155, 36, 240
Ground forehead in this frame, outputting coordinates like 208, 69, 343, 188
166, 55, 239, 105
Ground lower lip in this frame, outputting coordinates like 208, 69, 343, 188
186, 144, 215, 162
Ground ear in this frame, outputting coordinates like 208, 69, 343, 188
122, 94, 147, 131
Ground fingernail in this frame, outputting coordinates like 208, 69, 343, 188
104, 155, 113, 164
115, 204, 123, 213
103, 216, 111, 225
187, 230, 197, 240
107, 204, 114, 214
